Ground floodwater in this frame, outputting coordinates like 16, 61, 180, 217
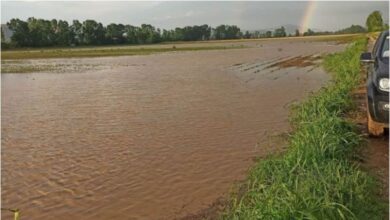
2, 39, 345, 220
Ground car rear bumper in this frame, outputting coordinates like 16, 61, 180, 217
367, 82, 389, 125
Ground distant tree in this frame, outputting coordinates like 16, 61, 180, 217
252, 31, 260, 38
123, 25, 138, 44
161, 29, 170, 41
106, 23, 126, 44
214, 25, 226, 40
265, 31, 272, 38
225, 25, 241, 39
7, 18, 31, 47
54, 20, 72, 46
184, 26, 194, 40
303, 29, 315, 36
82, 20, 105, 45
214, 25, 241, 40
273, 26, 286, 37
185, 24, 212, 41
137, 24, 160, 44
366, 11, 384, 32
70, 20, 83, 45
28, 17, 57, 46
295, 29, 300, 37
244, 31, 251, 39
335, 25, 366, 34
201, 24, 211, 40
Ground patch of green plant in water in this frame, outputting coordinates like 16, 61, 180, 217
1, 64, 56, 73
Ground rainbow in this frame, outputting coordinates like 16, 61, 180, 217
299, 0, 317, 35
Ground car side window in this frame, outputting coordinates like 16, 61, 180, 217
381, 36, 389, 58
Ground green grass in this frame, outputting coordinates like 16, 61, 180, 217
309, 34, 364, 44
223, 37, 386, 219
1, 45, 242, 60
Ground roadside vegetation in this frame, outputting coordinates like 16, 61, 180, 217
223, 37, 387, 219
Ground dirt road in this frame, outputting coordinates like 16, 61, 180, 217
351, 36, 389, 206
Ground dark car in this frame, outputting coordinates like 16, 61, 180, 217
360, 30, 389, 136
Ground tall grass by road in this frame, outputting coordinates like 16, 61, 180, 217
224, 38, 386, 219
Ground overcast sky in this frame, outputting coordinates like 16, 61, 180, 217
1, 1, 389, 31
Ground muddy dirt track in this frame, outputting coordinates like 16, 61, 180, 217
2, 38, 346, 220
351, 37, 389, 206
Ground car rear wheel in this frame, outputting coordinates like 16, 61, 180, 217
367, 108, 384, 137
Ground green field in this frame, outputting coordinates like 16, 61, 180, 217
223, 37, 387, 219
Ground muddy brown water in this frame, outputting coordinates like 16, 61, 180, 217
2, 39, 345, 220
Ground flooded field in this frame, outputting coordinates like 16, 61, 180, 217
2, 38, 345, 219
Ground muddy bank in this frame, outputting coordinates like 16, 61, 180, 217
2, 39, 345, 219
349, 37, 389, 204
350, 72, 389, 203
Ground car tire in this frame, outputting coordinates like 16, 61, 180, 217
367, 108, 384, 137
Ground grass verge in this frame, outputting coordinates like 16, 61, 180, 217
223, 37, 386, 219
1, 45, 242, 60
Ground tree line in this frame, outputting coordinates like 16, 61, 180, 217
301, 10, 388, 37
1, 11, 387, 48
366, 10, 389, 32
2, 18, 241, 48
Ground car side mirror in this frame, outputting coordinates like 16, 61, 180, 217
360, 52, 374, 64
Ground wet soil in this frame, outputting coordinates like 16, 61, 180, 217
351, 76, 389, 203
266, 55, 322, 69
350, 38, 389, 205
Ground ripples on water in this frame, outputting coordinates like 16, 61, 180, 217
2, 41, 343, 219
